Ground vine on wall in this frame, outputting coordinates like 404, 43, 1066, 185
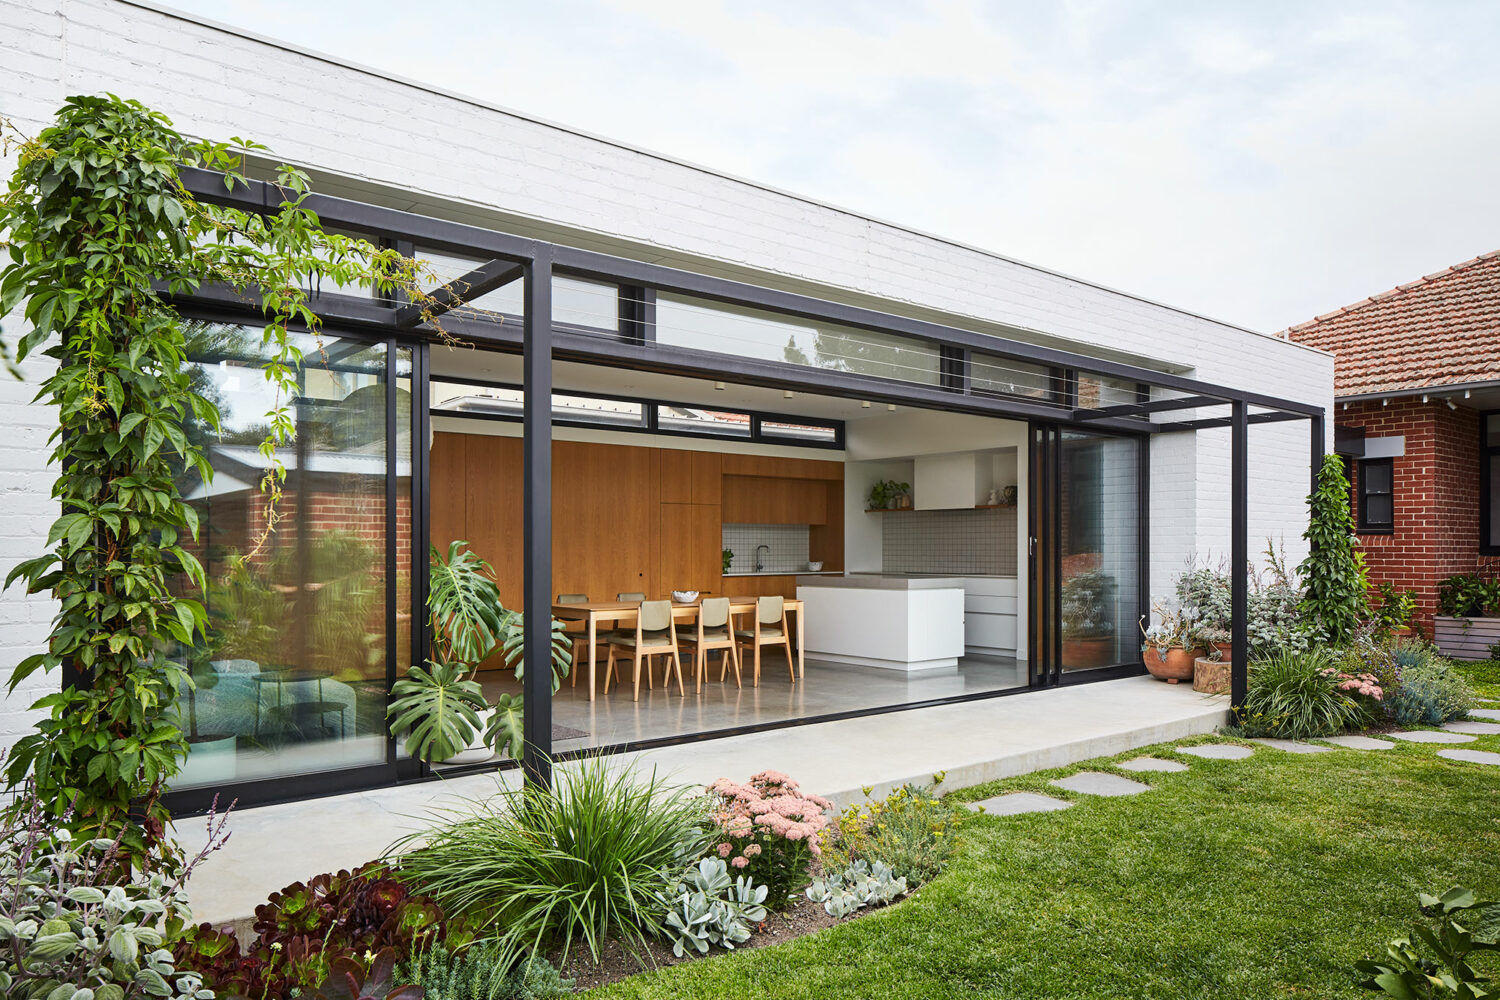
0, 95, 440, 860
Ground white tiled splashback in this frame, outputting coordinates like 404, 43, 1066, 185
721, 524, 811, 574
883, 507, 1018, 575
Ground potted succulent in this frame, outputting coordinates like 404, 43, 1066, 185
1061, 569, 1118, 669
1138, 601, 1205, 683
388, 541, 572, 765
867, 479, 911, 511
1193, 624, 1233, 663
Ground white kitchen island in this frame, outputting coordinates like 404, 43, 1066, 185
796, 574, 967, 672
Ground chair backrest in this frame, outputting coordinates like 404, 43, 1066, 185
699, 596, 731, 629
638, 599, 672, 633
617, 591, 646, 602
757, 594, 785, 625
557, 593, 588, 604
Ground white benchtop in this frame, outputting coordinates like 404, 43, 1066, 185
797, 572, 1016, 590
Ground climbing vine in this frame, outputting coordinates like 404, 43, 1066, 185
1296, 454, 1368, 647
0, 95, 438, 861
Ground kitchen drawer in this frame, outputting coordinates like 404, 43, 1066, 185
964, 594, 1017, 615
965, 611, 1017, 651
961, 577, 1017, 598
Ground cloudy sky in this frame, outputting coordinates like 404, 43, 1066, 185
171, 0, 1500, 333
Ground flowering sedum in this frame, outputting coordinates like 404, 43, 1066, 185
706, 772, 831, 910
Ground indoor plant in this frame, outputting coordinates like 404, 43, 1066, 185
387, 541, 572, 764
867, 479, 911, 511
1060, 569, 1118, 668
1138, 600, 1204, 682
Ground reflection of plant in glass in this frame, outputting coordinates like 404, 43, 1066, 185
1061, 569, 1117, 639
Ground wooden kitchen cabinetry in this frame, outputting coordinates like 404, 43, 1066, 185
658, 502, 722, 596
722, 476, 828, 524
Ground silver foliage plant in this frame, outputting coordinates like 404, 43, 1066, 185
659, 857, 768, 958
0, 781, 230, 1000
806, 860, 908, 919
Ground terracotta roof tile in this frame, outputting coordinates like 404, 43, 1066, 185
1282, 249, 1500, 396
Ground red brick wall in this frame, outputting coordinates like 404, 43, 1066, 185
1342, 399, 1496, 632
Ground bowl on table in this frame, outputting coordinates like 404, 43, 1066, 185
671, 590, 700, 603
806, 561, 824, 572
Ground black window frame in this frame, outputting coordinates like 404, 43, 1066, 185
1482, 410, 1500, 554
1356, 456, 1394, 534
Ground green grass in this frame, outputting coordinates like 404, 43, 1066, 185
1452, 658, 1500, 699
591, 730, 1500, 999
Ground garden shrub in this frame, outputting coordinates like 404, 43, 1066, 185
1383, 660, 1475, 727
396, 944, 572, 1000
820, 777, 964, 885
706, 771, 832, 911
1356, 886, 1500, 998
174, 862, 457, 999
657, 857, 768, 958
1298, 455, 1368, 646
0, 780, 226, 1000
394, 755, 710, 967
1233, 649, 1378, 739
806, 860, 909, 919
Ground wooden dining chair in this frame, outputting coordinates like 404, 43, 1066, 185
735, 594, 794, 686
677, 596, 740, 692
556, 594, 590, 688
604, 599, 684, 701
616, 591, 646, 601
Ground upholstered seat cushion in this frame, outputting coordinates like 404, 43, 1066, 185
610, 630, 675, 649
735, 627, 784, 639
678, 626, 731, 642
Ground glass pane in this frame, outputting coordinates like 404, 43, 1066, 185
970, 353, 1056, 401
395, 350, 414, 761
1362, 460, 1392, 493
1488, 414, 1500, 447
1076, 374, 1143, 409
173, 323, 392, 787
656, 404, 751, 436
655, 293, 942, 386
429, 381, 645, 427
1490, 460, 1500, 543
1366, 494, 1393, 526
1057, 431, 1140, 671
413, 249, 618, 330
760, 419, 838, 444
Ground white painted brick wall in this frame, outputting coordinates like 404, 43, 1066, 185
0, 0, 1334, 753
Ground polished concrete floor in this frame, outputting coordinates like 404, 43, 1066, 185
182, 675, 1229, 926
476, 652, 1030, 752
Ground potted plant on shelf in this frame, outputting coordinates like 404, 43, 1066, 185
1138, 600, 1204, 683
387, 541, 572, 765
867, 479, 911, 511
722, 548, 734, 574
1060, 568, 1117, 669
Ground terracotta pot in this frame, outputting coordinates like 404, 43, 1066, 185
1061, 636, 1116, 669
1211, 641, 1234, 663
1143, 645, 1203, 683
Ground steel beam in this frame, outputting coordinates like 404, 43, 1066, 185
395, 259, 524, 327
1230, 400, 1249, 711
521, 248, 554, 787
1071, 394, 1221, 421
1154, 410, 1308, 433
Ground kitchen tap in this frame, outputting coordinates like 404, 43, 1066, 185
754, 544, 771, 572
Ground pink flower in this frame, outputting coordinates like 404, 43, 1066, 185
717, 842, 732, 858
730, 856, 749, 868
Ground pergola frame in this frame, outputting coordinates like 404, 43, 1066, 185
173, 168, 1327, 788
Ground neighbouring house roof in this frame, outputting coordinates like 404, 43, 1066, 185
1283, 249, 1500, 397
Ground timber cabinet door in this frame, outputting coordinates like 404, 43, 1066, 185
658, 502, 721, 596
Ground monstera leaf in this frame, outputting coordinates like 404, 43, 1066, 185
427, 541, 505, 668
387, 660, 487, 762
484, 692, 525, 761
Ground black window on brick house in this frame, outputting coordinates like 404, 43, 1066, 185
1483, 413, 1500, 554
1357, 457, 1394, 534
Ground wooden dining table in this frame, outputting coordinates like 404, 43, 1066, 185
551, 596, 806, 700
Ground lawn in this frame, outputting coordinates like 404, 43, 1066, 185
593, 711, 1500, 998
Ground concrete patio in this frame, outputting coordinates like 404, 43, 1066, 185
180, 675, 1228, 927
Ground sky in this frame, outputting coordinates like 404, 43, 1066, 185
168, 0, 1500, 333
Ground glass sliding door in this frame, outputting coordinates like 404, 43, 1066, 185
170, 323, 406, 793
1030, 424, 1144, 682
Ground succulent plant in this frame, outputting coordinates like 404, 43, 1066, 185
658, 857, 768, 958
312, 947, 420, 1000
806, 860, 908, 918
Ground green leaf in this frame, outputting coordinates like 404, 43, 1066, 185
387, 661, 486, 762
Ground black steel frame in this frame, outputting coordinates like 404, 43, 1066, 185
1355, 456, 1396, 535
1483, 410, 1500, 556
160, 168, 1327, 805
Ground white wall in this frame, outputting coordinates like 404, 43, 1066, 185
0, 0, 1332, 755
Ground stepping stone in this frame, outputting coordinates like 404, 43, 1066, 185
1050, 772, 1151, 797
1444, 720, 1500, 735
1471, 708, 1500, 721
1117, 756, 1189, 773
1388, 730, 1477, 744
1437, 748, 1500, 766
1318, 735, 1394, 750
970, 792, 1073, 815
1177, 744, 1254, 760
1247, 738, 1332, 754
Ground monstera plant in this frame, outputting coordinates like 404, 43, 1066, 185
388, 542, 571, 763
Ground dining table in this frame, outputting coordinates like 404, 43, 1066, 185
550, 596, 806, 700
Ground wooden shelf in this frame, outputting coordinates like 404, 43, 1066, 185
866, 504, 1015, 513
